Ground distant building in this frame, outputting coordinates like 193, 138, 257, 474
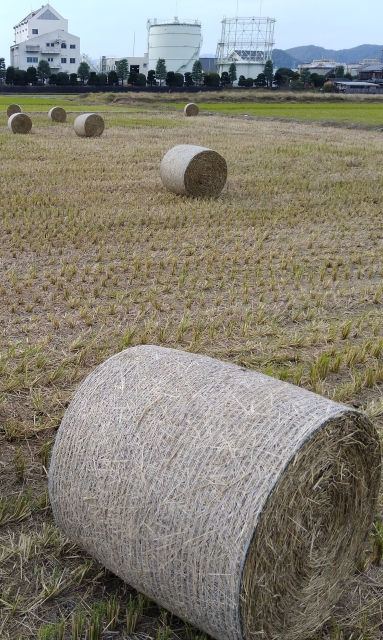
298, 59, 339, 76
199, 56, 217, 73
10, 4, 80, 74
99, 55, 148, 75
358, 61, 383, 81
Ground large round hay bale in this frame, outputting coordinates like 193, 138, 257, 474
48, 106, 67, 122
8, 113, 32, 134
74, 113, 104, 137
184, 102, 199, 117
160, 144, 227, 197
49, 346, 381, 640
6, 104, 22, 117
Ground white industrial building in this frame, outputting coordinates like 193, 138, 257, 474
99, 55, 149, 74
147, 18, 202, 74
216, 17, 275, 82
10, 4, 80, 74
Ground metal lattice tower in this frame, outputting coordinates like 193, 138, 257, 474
216, 16, 275, 65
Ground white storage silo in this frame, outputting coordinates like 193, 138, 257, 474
147, 18, 202, 74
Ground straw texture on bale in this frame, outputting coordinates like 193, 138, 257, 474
160, 144, 227, 197
8, 113, 32, 134
49, 346, 381, 640
48, 106, 67, 122
6, 103, 22, 117
74, 113, 104, 137
184, 102, 199, 116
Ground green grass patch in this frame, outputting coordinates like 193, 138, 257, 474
174, 102, 383, 126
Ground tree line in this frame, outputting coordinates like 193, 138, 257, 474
0, 55, 351, 89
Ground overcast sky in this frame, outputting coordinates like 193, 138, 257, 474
2, 0, 383, 65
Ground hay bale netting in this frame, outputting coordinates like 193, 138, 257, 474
6, 103, 22, 117
73, 113, 104, 137
48, 346, 381, 640
8, 113, 32, 134
160, 144, 227, 197
48, 106, 67, 123
184, 102, 199, 117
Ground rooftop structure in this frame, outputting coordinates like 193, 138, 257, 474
147, 18, 202, 74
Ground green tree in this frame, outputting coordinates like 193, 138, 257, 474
14, 69, 27, 85
49, 73, 58, 85
147, 69, 156, 86
135, 73, 146, 87
69, 73, 78, 85
97, 72, 107, 85
254, 72, 266, 88
335, 65, 345, 78
228, 62, 237, 85
26, 66, 37, 84
220, 71, 230, 87
310, 72, 325, 88
276, 67, 295, 79
175, 72, 184, 87
128, 70, 138, 85
77, 61, 90, 84
238, 74, 247, 87
263, 59, 274, 88
107, 70, 118, 85
156, 58, 167, 86
116, 58, 129, 85
166, 71, 176, 87
191, 59, 203, 85
57, 71, 69, 85
37, 59, 51, 83
6, 66, 15, 84
245, 77, 254, 87
0, 58, 5, 81
203, 71, 220, 87
300, 67, 311, 84
184, 71, 194, 86
88, 71, 99, 86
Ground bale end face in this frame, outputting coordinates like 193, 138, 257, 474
184, 103, 199, 117
8, 113, 32, 134
49, 106, 67, 123
160, 144, 227, 198
74, 113, 105, 138
6, 104, 22, 117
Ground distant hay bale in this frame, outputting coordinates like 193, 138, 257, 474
160, 144, 227, 197
6, 104, 22, 117
49, 345, 381, 640
184, 102, 199, 116
74, 113, 104, 137
8, 113, 32, 134
48, 106, 67, 122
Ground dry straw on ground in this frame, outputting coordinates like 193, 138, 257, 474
48, 106, 67, 123
49, 345, 381, 640
74, 113, 105, 137
160, 144, 227, 197
184, 102, 199, 117
8, 112, 32, 134
6, 103, 22, 117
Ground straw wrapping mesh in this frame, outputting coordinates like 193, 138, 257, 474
8, 113, 32, 134
160, 144, 227, 197
6, 104, 22, 117
184, 103, 199, 117
48, 346, 381, 640
48, 106, 67, 122
74, 113, 105, 137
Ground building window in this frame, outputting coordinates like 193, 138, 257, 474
51, 42, 54, 46
48, 57, 53, 62
70, 44, 76, 49
61, 57, 67, 63
32, 29, 38, 34
70, 58, 75, 64
46, 43, 50, 47
27, 57, 38, 63
61, 43, 66, 49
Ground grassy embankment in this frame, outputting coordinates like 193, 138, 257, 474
0, 100, 383, 639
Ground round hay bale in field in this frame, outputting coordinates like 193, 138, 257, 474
48, 106, 67, 122
74, 113, 104, 137
160, 144, 227, 197
184, 102, 199, 116
48, 346, 381, 640
6, 103, 22, 117
8, 113, 32, 134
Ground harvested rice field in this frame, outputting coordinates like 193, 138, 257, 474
1, 102, 383, 640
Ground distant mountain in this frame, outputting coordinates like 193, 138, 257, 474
284, 44, 383, 64
272, 48, 302, 69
